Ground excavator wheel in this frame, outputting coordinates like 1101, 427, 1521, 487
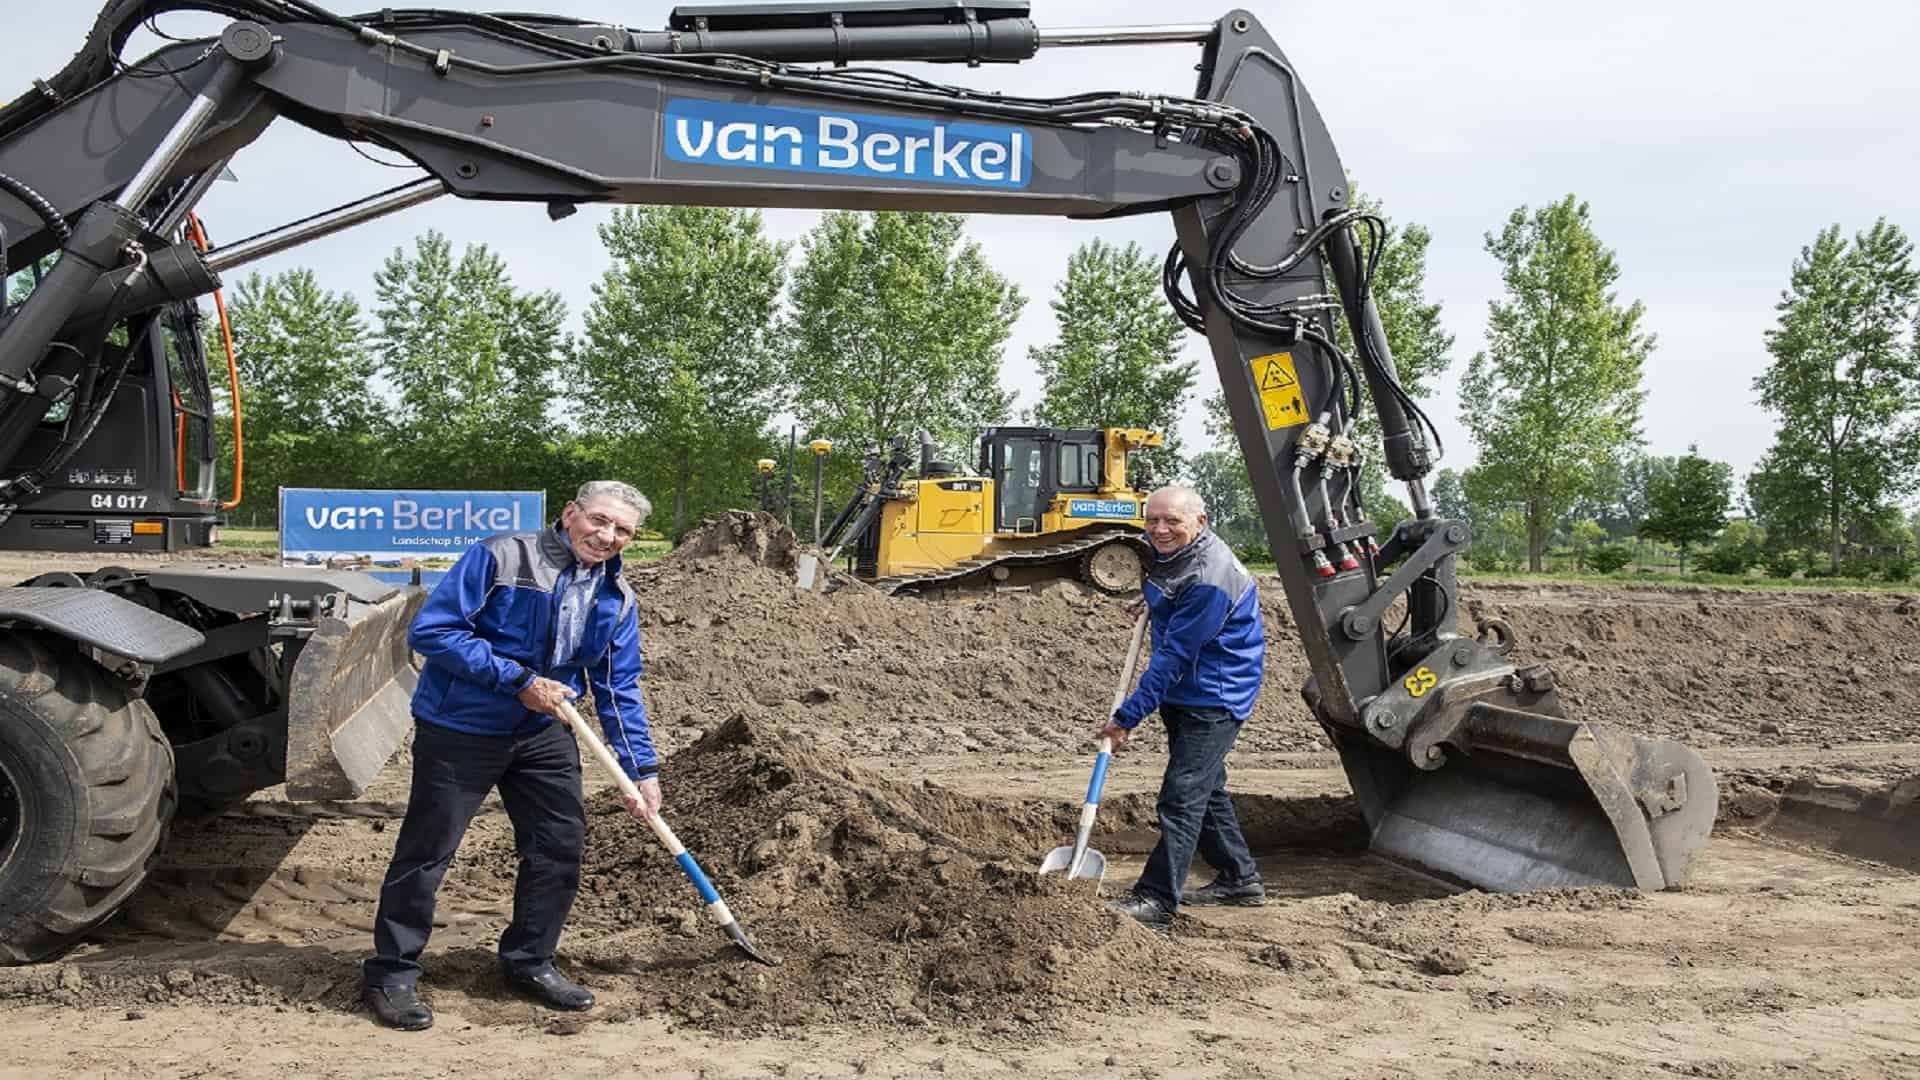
1081, 540, 1147, 595
0, 633, 175, 964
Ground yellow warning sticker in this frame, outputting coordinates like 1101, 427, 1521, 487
1250, 352, 1308, 430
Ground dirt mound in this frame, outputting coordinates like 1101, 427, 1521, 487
1463, 582, 1920, 748
0, 715, 1248, 1031
1715, 762, 1920, 872
624, 563, 1328, 762
667, 510, 799, 571
484, 714, 1240, 1033
623, 560, 1920, 764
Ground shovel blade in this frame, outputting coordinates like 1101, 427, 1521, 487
723, 921, 781, 967
1038, 844, 1106, 882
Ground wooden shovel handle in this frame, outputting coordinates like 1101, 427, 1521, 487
557, 699, 639, 802
1107, 610, 1150, 717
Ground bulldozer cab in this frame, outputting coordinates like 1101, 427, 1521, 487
980, 427, 1104, 535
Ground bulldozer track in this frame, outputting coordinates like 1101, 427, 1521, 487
866, 528, 1141, 597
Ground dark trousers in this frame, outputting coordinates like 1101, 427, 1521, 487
1134, 703, 1259, 911
363, 719, 586, 990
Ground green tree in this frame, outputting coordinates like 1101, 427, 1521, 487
1568, 451, 1664, 542
1749, 220, 1920, 569
1617, 452, 1676, 537
1639, 445, 1732, 571
206, 269, 383, 525
1320, 191, 1455, 524
1461, 498, 1529, 572
1338, 190, 1456, 400
1719, 518, 1764, 552
372, 231, 571, 503
1030, 239, 1193, 476
1713, 518, 1766, 573
1586, 544, 1632, 574
786, 212, 1021, 488
1185, 449, 1264, 550
1746, 457, 1825, 554
1430, 468, 1469, 520
1847, 503, 1914, 553
1459, 196, 1652, 571
574, 206, 788, 533
1570, 519, 1608, 571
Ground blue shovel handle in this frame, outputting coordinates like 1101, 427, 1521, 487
1084, 742, 1113, 807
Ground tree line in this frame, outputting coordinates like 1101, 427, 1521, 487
207, 208, 1195, 537
1199, 198, 1919, 582
204, 198, 1919, 578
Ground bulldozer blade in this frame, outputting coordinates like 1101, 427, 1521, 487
284, 587, 428, 800
1334, 705, 1717, 892
1038, 843, 1106, 883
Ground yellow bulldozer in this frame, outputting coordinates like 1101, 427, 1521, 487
803, 427, 1162, 596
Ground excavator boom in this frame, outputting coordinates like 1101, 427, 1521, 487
0, 0, 1717, 894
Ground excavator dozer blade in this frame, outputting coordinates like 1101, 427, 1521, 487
1332, 706, 1717, 892
283, 587, 428, 800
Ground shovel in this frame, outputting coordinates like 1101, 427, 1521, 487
558, 700, 779, 967
1039, 609, 1151, 883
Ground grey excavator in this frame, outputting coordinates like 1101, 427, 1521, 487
0, 0, 1718, 962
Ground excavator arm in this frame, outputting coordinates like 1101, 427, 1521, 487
0, 0, 1717, 891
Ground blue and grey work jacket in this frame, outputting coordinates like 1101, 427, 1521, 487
408, 524, 657, 779
1114, 528, 1265, 725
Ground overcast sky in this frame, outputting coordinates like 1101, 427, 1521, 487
7, 1, 1918, 498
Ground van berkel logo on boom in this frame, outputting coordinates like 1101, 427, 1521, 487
664, 98, 1032, 189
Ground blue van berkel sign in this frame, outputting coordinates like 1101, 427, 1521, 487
279, 488, 545, 583
1067, 499, 1139, 519
664, 98, 1033, 189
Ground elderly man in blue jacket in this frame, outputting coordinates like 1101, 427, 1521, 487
362, 480, 661, 1031
1102, 484, 1266, 930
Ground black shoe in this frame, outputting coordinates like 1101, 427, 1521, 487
1108, 891, 1173, 930
504, 967, 595, 1011
363, 984, 433, 1031
1182, 876, 1267, 907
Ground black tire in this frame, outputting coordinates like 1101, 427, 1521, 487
0, 634, 175, 964
1080, 540, 1147, 595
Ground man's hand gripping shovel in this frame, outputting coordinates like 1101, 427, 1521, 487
1039, 609, 1150, 885
557, 699, 779, 967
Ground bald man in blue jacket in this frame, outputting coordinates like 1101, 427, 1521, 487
1100, 485, 1266, 929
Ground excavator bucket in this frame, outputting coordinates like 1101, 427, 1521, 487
1330, 708, 1718, 892
282, 586, 428, 800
